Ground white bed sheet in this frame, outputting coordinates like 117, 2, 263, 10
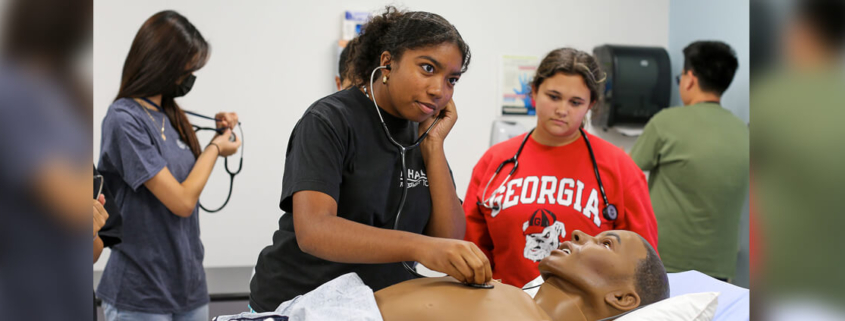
668, 271, 750, 321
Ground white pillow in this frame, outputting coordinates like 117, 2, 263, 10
616, 292, 719, 321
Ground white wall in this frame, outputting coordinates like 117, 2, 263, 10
94, 0, 669, 269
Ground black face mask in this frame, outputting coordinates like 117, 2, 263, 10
171, 74, 196, 97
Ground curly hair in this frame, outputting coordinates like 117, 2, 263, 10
348, 6, 471, 87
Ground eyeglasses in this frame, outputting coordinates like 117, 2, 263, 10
94, 174, 104, 200
675, 74, 681, 85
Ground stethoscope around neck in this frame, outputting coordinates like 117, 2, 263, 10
476, 127, 619, 222
140, 97, 243, 213
366, 65, 439, 278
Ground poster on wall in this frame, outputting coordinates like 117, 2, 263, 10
336, 11, 370, 82
501, 55, 539, 115
338, 10, 370, 61
342, 10, 369, 41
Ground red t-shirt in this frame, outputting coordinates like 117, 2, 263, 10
463, 132, 659, 287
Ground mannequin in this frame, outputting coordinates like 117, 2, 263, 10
375, 230, 669, 321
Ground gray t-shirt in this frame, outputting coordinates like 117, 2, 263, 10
0, 62, 91, 320
96, 98, 208, 313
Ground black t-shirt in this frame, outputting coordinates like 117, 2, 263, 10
249, 88, 435, 311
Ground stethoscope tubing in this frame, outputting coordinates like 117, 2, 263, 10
367, 65, 438, 278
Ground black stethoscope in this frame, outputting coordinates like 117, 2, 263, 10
141, 97, 243, 213
476, 127, 618, 222
365, 65, 439, 279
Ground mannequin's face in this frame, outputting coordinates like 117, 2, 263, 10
538, 230, 646, 297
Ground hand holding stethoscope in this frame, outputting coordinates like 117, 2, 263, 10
194, 111, 243, 213
206, 111, 241, 156
213, 111, 239, 133
140, 97, 245, 213
368, 65, 491, 287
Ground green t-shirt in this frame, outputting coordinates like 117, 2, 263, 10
751, 69, 845, 300
630, 102, 749, 279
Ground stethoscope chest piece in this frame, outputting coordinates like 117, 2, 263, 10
603, 204, 618, 221
465, 283, 494, 289
479, 127, 619, 223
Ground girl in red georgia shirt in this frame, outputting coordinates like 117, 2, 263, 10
464, 48, 659, 288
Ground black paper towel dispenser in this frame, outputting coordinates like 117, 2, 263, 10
591, 45, 671, 130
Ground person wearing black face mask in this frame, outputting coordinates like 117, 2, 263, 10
173, 74, 197, 97
95, 11, 241, 321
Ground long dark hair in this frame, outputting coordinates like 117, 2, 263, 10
116, 10, 210, 158
533, 48, 605, 128
348, 6, 471, 88
532, 48, 605, 104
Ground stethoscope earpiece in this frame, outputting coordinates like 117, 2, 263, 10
475, 201, 500, 211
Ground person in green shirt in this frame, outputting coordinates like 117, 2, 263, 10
752, 0, 845, 306
629, 41, 748, 281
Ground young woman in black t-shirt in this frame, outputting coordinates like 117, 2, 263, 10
249, 7, 491, 311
